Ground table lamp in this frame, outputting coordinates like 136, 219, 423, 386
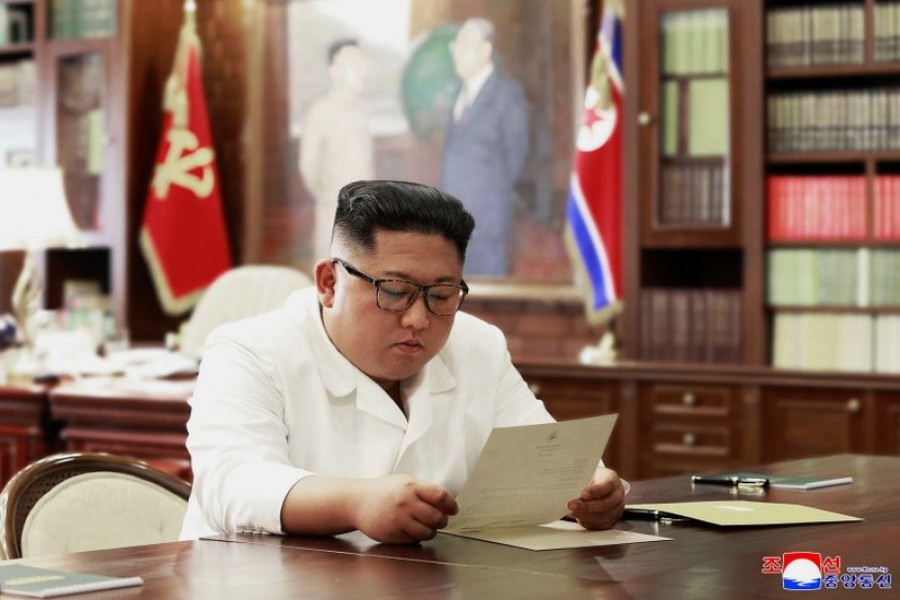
0, 167, 84, 372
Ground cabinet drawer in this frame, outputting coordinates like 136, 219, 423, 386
644, 384, 736, 418
647, 422, 734, 458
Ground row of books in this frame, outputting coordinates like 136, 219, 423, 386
875, 176, 900, 239
772, 312, 900, 374
767, 248, 900, 307
640, 288, 741, 364
662, 78, 729, 158
660, 8, 728, 76
0, 60, 36, 108
767, 176, 866, 240
767, 89, 900, 153
51, 0, 117, 40
766, 4, 865, 68
767, 175, 900, 241
658, 162, 729, 226
874, 1, 900, 63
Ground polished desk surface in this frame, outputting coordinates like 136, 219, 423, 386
2, 454, 895, 599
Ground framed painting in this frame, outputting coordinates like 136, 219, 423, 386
244, 0, 590, 296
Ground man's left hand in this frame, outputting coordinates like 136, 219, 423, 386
566, 467, 626, 530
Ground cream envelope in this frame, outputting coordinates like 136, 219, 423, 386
625, 500, 861, 526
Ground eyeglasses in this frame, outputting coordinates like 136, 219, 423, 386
332, 258, 468, 316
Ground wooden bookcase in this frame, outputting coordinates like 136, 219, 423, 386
0, 0, 247, 341
623, 0, 900, 376
763, 0, 900, 375
623, 0, 765, 366
0, 0, 125, 321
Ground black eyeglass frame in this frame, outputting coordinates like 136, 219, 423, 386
332, 258, 469, 316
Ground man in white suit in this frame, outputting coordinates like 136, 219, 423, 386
181, 180, 625, 544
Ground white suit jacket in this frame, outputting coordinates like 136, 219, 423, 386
179, 288, 554, 539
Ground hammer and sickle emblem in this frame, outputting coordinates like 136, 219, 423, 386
152, 128, 215, 199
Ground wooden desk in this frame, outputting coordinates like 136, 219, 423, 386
5, 455, 894, 599
47, 378, 194, 480
0, 384, 53, 489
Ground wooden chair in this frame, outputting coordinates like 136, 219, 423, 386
0, 452, 191, 560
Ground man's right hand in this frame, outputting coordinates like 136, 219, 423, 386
281, 474, 458, 544
352, 475, 458, 544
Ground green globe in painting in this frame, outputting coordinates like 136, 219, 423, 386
401, 25, 461, 142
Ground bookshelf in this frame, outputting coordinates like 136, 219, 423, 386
765, 0, 900, 374
623, 0, 900, 375
0, 0, 122, 320
0, 0, 38, 312
623, 0, 764, 366
0, 1, 37, 167
0, 1, 235, 340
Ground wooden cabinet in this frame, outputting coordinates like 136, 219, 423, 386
637, 382, 752, 478
760, 386, 868, 461
48, 378, 193, 480
623, 0, 765, 366
520, 365, 627, 478
518, 360, 900, 480
874, 392, 900, 455
0, 384, 54, 487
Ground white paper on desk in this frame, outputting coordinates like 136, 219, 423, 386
446, 413, 618, 531
107, 348, 199, 379
442, 519, 671, 551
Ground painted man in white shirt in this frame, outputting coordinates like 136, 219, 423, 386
181, 180, 626, 544
300, 38, 374, 262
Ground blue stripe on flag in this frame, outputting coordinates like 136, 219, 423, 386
567, 177, 616, 311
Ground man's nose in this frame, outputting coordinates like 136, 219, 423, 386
400, 292, 431, 328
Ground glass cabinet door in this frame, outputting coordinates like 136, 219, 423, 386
50, 0, 117, 41
54, 51, 108, 233
657, 7, 730, 229
636, 0, 753, 250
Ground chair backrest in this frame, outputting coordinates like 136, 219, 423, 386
0, 452, 191, 560
178, 265, 312, 359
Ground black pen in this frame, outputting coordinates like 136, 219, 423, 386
691, 474, 769, 488
622, 508, 689, 523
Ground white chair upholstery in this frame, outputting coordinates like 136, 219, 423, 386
0, 452, 192, 560
21, 472, 187, 557
178, 265, 313, 359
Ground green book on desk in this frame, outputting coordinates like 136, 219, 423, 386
0, 564, 143, 598
694, 471, 854, 490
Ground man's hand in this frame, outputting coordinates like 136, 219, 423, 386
352, 475, 458, 544
566, 467, 626, 530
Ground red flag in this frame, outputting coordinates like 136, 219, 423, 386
140, 5, 232, 316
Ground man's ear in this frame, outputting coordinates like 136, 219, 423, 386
315, 259, 338, 308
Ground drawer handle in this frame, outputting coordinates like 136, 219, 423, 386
638, 111, 653, 126
682, 393, 696, 407
528, 383, 541, 398
682, 432, 697, 447
846, 398, 861, 413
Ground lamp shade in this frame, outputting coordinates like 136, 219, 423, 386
0, 167, 85, 252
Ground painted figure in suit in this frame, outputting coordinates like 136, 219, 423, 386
440, 18, 529, 277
